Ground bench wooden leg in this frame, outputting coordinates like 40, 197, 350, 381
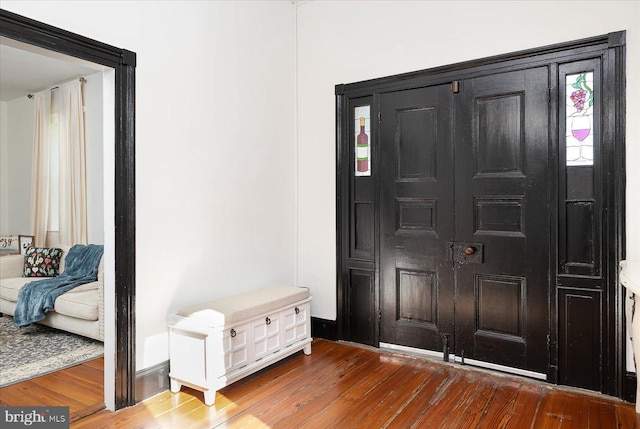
204, 389, 216, 406
170, 378, 181, 393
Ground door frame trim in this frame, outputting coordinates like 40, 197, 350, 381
0, 9, 137, 409
336, 31, 626, 398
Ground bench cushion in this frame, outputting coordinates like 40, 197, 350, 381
176, 285, 310, 326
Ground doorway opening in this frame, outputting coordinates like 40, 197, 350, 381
0, 36, 111, 418
0, 9, 137, 409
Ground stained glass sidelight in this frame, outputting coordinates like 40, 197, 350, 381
355, 105, 371, 176
566, 72, 594, 166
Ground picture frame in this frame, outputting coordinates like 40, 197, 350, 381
0, 235, 19, 255
18, 235, 34, 255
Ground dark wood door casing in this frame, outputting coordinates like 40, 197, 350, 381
336, 32, 626, 398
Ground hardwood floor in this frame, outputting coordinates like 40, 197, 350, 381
0, 357, 104, 422
72, 340, 637, 428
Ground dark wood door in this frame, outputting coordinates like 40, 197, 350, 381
453, 67, 550, 374
380, 67, 550, 375
379, 84, 454, 351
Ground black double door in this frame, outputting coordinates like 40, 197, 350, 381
379, 67, 550, 375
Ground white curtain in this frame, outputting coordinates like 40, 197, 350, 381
29, 91, 52, 247
29, 80, 87, 247
57, 81, 87, 245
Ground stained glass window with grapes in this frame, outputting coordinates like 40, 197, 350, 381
566, 72, 594, 166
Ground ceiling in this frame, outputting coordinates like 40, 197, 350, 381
0, 41, 102, 102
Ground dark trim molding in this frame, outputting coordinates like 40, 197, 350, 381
114, 53, 137, 410
608, 31, 626, 48
135, 361, 170, 403
0, 9, 137, 409
311, 317, 338, 341
336, 31, 624, 96
613, 37, 627, 400
335, 90, 345, 342
624, 372, 637, 404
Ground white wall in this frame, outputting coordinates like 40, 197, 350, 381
1, 1, 298, 371
4, 97, 33, 236
296, 0, 640, 320
84, 71, 104, 245
0, 101, 8, 234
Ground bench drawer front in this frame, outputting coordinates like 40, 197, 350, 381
283, 303, 310, 347
223, 322, 251, 373
253, 312, 281, 360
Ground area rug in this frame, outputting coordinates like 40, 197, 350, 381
0, 315, 103, 387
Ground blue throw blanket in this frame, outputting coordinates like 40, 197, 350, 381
14, 244, 104, 327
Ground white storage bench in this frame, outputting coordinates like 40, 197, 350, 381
168, 285, 312, 405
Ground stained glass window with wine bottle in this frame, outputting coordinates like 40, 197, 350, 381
566, 72, 594, 166
354, 105, 371, 176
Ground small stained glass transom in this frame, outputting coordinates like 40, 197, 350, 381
355, 105, 371, 177
566, 72, 594, 166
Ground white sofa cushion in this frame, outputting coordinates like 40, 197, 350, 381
0, 276, 99, 321
0, 277, 48, 302
176, 285, 310, 326
54, 287, 99, 320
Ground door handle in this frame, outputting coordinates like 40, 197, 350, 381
464, 246, 476, 255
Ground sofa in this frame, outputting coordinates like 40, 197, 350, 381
0, 245, 104, 341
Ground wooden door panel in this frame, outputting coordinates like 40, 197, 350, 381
474, 196, 524, 237
348, 269, 376, 346
454, 67, 550, 374
474, 93, 525, 176
396, 107, 437, 180
473, 274, 527, 367
397, 269, 438, 325
380, 85, 454, 351
396, 198, 436, 234
558, 288, 602, 390
475, 274, 525, 338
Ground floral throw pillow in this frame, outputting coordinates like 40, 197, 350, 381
23, 247, 63, 277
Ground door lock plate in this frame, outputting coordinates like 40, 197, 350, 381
448, 242, 484, 264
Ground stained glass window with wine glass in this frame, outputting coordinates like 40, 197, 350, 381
566, 72, 594, 166
354, 105, 371, 177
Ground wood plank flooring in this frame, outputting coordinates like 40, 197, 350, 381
0, 357, 104, 422
72, 339, 637, 428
